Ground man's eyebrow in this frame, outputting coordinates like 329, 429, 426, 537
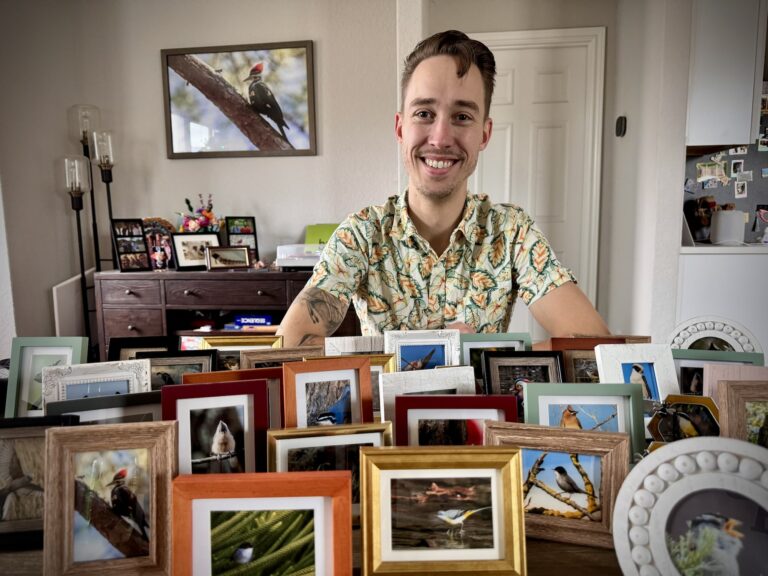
407, 97, 481, 113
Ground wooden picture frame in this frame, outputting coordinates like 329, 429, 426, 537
111, 218, 152, 273
43, 421, 177, 575
161, 379, 270, 473
595, 344, 679, 409
384, 329, 461, 371
41, 360, 151, 409
238, 345, 324, 370
45, 391, 162, 424
0, 416, 79, 540
394, 394, 518, 447
5, 336, 88, 418
199, 334, 282, 371
224, 216, 259, 261
701, 363, 768, 399
716, 380, 768, 445
134, 349, 218, 389
324, 335, 384, 356
268, 422, 392, 519
204, 246, 251, 270
562, 350, 601, 383
106, 336, 178, 362
161, 41, 317, 159
671, 348, 764, 396
523, 382, 646, 459
181, 366, 284, 428
360, 446, 526, 575
172, 471, 351, 575
612, 437, 768, 576
646, 394, 720, 443
282, 357, 373, 428
485, 421, 629, 548
171, 232, 220, 271
379, 366, 476, 430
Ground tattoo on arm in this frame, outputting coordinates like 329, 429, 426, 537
298, 333, 325, 346
301, 288, 348, 335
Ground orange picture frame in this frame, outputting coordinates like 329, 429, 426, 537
282, 357, 373, 427
172, 471, 352, 575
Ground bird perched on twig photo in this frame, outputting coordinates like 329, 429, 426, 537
559, 405, 583, 429
435, 506, 492, 536
689, 513, 744, 576
210, 420, 242, 473
106, 468, 149, 541
549, 466, 589, 496
243, 62, 290, 141
629, 363, 653, 400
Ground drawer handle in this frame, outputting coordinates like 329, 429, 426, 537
124, 289, 133, 295
257, 290, 264, 296
127, 324, 136, 331
183, 289, 195, 296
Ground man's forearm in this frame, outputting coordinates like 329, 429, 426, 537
277, 286, 349, 347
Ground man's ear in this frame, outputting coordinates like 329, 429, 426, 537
395, 112, 404, 143
480, 117, 493, 150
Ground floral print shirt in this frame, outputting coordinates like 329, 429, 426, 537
308, 192, 576, 335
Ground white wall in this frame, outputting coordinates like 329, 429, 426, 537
0, 0, 397, 336
0, 177, 16, 359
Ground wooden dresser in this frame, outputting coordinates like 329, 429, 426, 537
94, 270, 359, 360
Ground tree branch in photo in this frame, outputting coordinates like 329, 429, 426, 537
167, 54, 293, 152
569, 453, 599, 513
74, 479, 148, 557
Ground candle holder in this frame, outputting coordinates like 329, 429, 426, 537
68, 105, 102, 271
93, 130, 117, 269
60, 156, 92, 342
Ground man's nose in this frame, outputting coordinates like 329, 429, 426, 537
427, 116, 454, 149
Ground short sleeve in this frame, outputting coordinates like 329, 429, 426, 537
307, 212, 371, 304
510, 210, 576, 306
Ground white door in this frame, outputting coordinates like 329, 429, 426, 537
470, 29, 605, 340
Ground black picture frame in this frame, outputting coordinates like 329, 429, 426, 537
106, 336, 179, 362
225, 216, 259, 261
111, 218, 152, 272
160, 41, 317, 159
134, 349, 219, 389
171, 232, 220, 271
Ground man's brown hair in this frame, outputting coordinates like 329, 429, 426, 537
401, 30, 496, 118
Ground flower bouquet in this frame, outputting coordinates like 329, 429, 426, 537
178, 194, 219, 233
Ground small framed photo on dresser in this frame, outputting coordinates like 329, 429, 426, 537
205, 246, 251, 270
111, 218, 152, 272
171, 232, 220, 271
225, 216, 259, 260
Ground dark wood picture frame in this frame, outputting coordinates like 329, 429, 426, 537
225, 216, 259, 261
161, 41, 316, 159
134, 349, 219, 389
106, 336, 178, 362
111, 218, 152, 272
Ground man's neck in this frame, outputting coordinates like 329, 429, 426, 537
406, 188, 468, 256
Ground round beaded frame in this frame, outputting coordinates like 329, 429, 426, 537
668, 316, 762, 353
612, 436, 768, 575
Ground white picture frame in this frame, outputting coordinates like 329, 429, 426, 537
612, 437, 768, 576
384, 329, 461, 371
324, 335, 384, 356
668, 316, 762, 354
40, 359, 151, 409
379, 366, 476, 429
595, 344, 679, 405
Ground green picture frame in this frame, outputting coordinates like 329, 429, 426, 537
4, 337, 88, 418
523, 382, 646, 459
671, 348, 764, 395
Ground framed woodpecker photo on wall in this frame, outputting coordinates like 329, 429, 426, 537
160, 41, 316, 159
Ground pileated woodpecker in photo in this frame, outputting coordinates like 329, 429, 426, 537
243, 62, 290, 141
106, 468, 149, 541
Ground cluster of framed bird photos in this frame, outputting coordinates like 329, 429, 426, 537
110, 219, 153, 272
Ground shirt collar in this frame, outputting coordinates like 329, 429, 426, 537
392, 190, 484, 246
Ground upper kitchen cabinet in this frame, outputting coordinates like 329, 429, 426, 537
687, 0, 768, 146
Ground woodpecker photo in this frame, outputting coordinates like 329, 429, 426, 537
243, 62, 290, 141
210, 420, 242, 473
106, 468, 149, 541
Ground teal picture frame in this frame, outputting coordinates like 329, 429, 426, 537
523, 382, 645, 459
672, 348, 764, 396
459, 332, 532, 364
5, 337, 88, 418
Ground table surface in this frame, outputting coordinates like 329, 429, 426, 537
0, 539, 622, 575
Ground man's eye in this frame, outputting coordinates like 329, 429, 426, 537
456, 113, 472, 122
414, 110, 432, 119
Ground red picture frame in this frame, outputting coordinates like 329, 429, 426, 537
181, 366, 284, 428
394, 394, 519, 446
161, 379, 270, 472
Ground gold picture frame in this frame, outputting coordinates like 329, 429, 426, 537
360, 445, 526, 575
485, 421, 629, 548
200, 334, 282, 371
43, 421, 177, 575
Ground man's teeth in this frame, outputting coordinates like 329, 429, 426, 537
424, 158, 454, 169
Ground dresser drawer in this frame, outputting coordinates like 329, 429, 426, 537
164, 280, 287, 307
100, 280, 161, 305
103, 309, 164, 340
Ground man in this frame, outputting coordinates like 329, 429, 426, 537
278, 30, 609, 347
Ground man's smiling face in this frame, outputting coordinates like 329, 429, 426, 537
396, 55, 492, 203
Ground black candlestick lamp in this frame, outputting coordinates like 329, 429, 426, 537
61, 155, 92, 342
68, 105, 102, 271
93, 130, 117, 269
